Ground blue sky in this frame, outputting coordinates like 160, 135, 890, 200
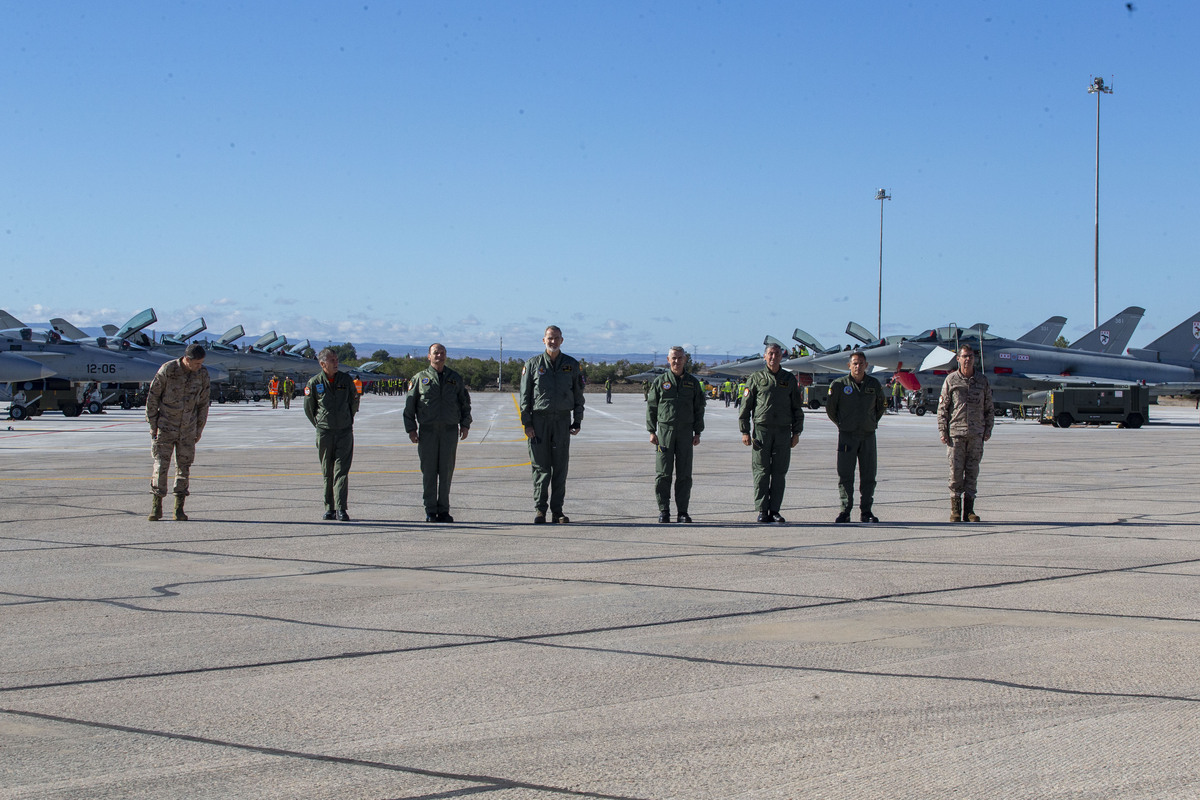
3, 1, 1196, 359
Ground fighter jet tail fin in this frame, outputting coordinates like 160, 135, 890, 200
1070, 306, 1145, 354
50, 318, 90, 341
1017, 316, 1067, 346
1128, 311, 1200, 366
0, 310, 25, 329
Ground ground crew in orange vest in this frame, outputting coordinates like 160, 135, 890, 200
268, 375, 280, 409
353, 377, 363, 395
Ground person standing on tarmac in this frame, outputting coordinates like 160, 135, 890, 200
605, 378, 613, 404
268, 375, 280, 409
825, 351, 886, 523
646, 346, 706, 523
739, 342, 804, 524
281, 375, 295, 409
146, 343, 211, 522
519, 325, 585, 524
305, 349, 359, 521
937, 345, 994, 522
404, 343, 472, 523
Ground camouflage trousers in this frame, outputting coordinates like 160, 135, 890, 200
946, 435, 985, 497
151, 435, 196, 497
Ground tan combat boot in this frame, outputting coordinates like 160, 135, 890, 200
950, 495, 962, 523
148, 495, 163, 521
963, 495, 980, 522
174, 495, 188, 521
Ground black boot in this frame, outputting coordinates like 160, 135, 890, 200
963, 495, 980, 522
148, 495, 163, 521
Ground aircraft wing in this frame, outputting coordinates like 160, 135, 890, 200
1019, 373, 1142, 386
919, 346, 956, 372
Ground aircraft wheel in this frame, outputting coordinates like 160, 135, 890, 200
10, 405, 27, 421
87, 401, 103, 414
807, 400, 820, 410
217, 395, 226, 404
1055, 412, 1073, 429
61, 403, 82, 417
1124, 413, 1144, 429
914, 406, 926, 416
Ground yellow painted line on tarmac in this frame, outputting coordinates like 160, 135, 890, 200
0, 461, 532, 482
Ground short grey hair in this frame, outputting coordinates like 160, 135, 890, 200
668, 346, 687, 359
317, 348, 338, 363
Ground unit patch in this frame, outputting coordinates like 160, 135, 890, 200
421, 377, 431, 385
315, 383, 325, 395
663, 381, 672, 390
843, 385, 853, 394
1100, 330, 1111, 346
1193, 321, 1200, 339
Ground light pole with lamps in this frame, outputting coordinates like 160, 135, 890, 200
875, 188, 891, 341
1088, 76, 1113, 329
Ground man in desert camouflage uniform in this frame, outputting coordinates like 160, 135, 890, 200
937, 345, 994, 522
146, 343, 211, 521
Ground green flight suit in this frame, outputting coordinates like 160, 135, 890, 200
404, 365, 472, 516
825, 374, 887, 513
519, 351, 585, 515
646, 370, 706, 515
305, 370, 359, 514
738, 367, 804, 515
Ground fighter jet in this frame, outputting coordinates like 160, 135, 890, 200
49, 309, 231, 383
1, 317, 170, 417
901, 310, 1200, 405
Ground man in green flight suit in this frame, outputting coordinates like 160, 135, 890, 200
738, 342, 804, 524
404, 343, 472, 523
304, 348, 359, 521
825, 351, 887, 523
646, 346, 706, 523
519, 325, 585, 524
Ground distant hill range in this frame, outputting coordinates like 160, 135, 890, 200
349, 342, 739, 366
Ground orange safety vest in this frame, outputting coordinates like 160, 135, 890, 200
353, 378, 363, 394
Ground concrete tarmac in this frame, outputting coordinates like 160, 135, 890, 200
2, 393, 1199, 799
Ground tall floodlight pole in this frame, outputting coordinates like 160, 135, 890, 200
875, 189, 891, 341
1088, 76, 1112, 329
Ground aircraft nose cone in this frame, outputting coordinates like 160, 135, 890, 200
0, 353, 58, 382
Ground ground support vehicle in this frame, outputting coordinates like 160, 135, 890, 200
1041, 385, 1149, 429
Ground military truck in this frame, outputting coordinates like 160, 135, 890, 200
1041, 385, 1149, 429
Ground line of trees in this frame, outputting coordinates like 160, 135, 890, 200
327, 344, 706, 391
